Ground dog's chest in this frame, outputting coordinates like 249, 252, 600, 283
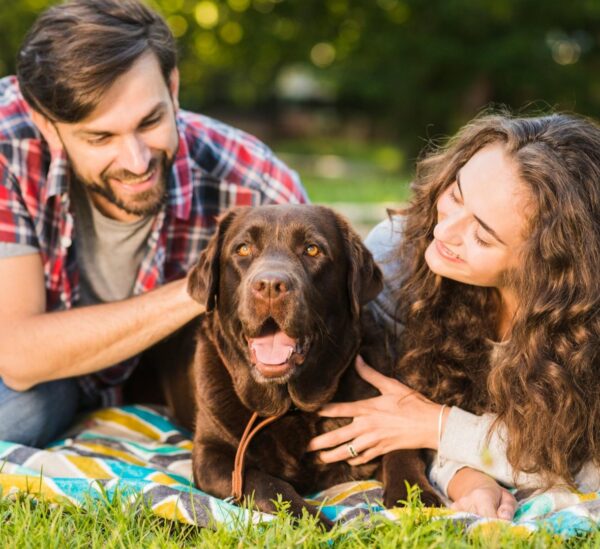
243, 412, 316, 489
244, 412, 378, 493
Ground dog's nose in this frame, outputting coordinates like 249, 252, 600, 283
251, 272, 292, 301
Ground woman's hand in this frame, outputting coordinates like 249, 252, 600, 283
448, 467, 516, 520
306, 356, 447, 465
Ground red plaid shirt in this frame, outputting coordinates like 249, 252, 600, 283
0, 76, 307, 405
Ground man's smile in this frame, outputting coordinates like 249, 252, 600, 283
110, 166, 158, 194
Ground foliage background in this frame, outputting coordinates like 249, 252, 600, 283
1, 0, 599, 215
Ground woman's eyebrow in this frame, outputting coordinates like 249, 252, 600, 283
456, 172, 507, 246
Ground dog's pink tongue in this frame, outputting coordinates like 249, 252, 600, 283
249, 331, 296, 365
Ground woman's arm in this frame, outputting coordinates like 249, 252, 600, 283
307, 357, 520, 518
439, 407, 540, 488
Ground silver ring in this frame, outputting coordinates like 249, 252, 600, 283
346, 443, 358, 458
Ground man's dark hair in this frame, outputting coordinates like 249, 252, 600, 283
16, 0, 177, 123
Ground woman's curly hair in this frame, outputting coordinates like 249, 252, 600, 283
393, 112, 600, 486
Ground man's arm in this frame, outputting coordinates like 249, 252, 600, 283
0, 252, 204, 391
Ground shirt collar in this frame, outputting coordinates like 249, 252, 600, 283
166, 118, 193, 220
21, 93, 70, 203
45, 148, 71, 201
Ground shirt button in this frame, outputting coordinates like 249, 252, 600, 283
60, 236, 72, 248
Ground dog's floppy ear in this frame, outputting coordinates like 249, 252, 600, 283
188, 208, 239, 311
334, 211, 384, 318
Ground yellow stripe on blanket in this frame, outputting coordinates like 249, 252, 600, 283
385, 506, 455, 519
149, 472, 181, 486
178, 440, 193, 451
577, 491, 599, 502
92, 409, 164, 441
65, 455, 115, 479
0, 473, 57, 500
152, 495, 194, 524
75, 442, 146, 466
305, 480, 382, 506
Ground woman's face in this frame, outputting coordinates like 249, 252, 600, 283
424, 142, 530, 289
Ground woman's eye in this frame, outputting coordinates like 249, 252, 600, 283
305, 244, 320, 257
236, 244, 251, 257
474, 233, 491, 247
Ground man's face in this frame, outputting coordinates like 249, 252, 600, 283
51, 52, 180, 221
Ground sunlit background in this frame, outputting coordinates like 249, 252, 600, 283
2, 0, 599, 233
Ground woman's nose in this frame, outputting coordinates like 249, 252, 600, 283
435, 209, 466, 245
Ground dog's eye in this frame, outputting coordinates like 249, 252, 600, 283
236, 244, 251, 257
304, 244, 320, 257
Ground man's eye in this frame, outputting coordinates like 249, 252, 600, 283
236, 244, 251, 257
87, 136, 110, 146
305, 244, 320, 257
140, 115, 162, 129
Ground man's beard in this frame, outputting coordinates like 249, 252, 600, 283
74, 153, 173, 217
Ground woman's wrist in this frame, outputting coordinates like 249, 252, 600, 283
426, 402, 451, 450
447, 467, 496, 501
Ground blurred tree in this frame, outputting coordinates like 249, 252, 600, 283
1, 0, 599, 156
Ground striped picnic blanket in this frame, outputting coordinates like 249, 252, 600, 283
0, 405, 599, 536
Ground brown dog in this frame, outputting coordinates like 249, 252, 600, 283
161, 204, 440, 521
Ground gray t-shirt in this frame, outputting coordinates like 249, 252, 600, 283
70, 182, 154, 305
0, 182, 155, 306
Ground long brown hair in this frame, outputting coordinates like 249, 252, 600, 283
394, 112, 600, 485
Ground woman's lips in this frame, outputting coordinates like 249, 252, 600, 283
435, 239, 464, 263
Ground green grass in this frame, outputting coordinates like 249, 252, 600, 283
2, 490, 600, 548
302, 175, 410, 205
273, 137, 412, 205
274, 138, 408, 172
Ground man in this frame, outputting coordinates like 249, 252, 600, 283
0, 0, 307, 446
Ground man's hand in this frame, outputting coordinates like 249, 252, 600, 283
307, 356, 447, 465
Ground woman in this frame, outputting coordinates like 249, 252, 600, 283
308, 112, 600, 519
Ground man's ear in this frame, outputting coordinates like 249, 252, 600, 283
29, 109, 64, 152
168, 68, 180, 111
187, 208, 240, 311
333, 209, 383, 319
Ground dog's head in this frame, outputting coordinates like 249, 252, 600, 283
188, 205, 382, 414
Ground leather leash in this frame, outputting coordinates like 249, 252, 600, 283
231, 411, 283, 501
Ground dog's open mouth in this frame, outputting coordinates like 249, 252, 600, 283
246, 318, 308, 379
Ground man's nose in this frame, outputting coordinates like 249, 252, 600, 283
120, 134, 151, 175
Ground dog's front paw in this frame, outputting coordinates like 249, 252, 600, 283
419, 488, 443, 507
383, 484, 443, 508
382, 484, 409, 508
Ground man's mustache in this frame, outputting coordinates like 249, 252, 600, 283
102, 157, 160, 183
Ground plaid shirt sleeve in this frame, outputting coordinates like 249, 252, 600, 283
257, 146, 308, 205
181, 112, 309, 208
0, 154, 39, 248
